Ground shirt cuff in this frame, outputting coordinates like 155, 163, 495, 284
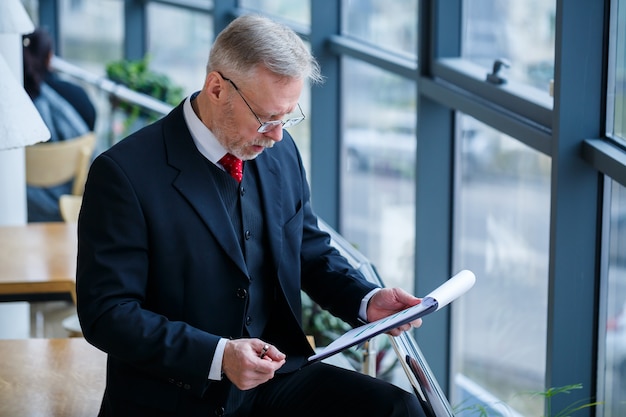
208, 338, 228, 380
359, 288, 381, 323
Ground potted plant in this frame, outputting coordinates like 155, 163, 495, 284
301, 291, 398, 380
105, 54, 184, 135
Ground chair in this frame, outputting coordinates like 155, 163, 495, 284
27, 134, 95, 337
58, 194, 84, 336
59, 194, 83, 223
25, 132, 96, 196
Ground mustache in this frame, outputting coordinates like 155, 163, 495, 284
251, 139, 275, 149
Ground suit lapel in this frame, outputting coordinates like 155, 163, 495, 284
161, 104, 248, 275
252, 150, 284, 276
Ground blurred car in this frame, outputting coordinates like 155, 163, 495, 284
343, 127, 416, 179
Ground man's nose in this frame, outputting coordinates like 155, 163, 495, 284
263, 124, 284, 142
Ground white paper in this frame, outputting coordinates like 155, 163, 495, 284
308, 270, 476, 363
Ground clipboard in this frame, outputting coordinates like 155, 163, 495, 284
307, 269, 476, 363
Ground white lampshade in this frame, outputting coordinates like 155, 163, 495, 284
0, 0, 35, 35
0, 53, 50, 150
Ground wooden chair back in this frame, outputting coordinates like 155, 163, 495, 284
59, 194, 83, 223
25, 132, 96, 196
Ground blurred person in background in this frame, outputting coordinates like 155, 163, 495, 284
22, 27, 97, 222
23, 27, 96, 132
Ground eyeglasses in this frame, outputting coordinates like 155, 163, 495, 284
219, 73, 305, 133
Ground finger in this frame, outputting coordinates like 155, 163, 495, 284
259, 343, 270, 359
259, 346, 286, 363
392, 288, 421, 304
409, 318, 423, 328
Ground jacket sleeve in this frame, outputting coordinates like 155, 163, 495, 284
76, 152, 218, 398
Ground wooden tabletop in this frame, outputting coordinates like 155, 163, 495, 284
0, 338, 106, 417
0, 222, 77, 303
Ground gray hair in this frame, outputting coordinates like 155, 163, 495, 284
207, 14, 324, 85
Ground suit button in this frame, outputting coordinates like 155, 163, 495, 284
215, 406, 225, 416
240, 186, 245, 196
236, 288, 248, 299
183, 383, 191, 390
244, 230, 251, 240
246, 316, 252, 325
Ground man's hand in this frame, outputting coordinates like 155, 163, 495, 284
366, 288, 423, 336
222, 339, 286, 390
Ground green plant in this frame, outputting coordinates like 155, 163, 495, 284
528, 383, 601, 417
455, 383, 601, 417
301, 291, 351, 348
105, 55, 184, 130
301, 292, 398, 379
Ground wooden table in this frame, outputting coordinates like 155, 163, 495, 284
0, 338, 106, 416
0, 222, 77, 304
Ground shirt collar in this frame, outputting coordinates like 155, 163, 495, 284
183, 92, 228, 164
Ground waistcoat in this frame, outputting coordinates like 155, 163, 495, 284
211, 160, 275, 337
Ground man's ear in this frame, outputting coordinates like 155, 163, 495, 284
204, 71, 227, 102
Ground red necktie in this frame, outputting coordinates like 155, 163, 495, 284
219, 153, 243, 183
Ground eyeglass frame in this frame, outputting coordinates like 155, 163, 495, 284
218, 72, 306, 133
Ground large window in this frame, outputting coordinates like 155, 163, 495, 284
452, 114, 551, 416
58, 0, 123, 74
608, 0, 626, 142
601, 180, 626, 417
342, 0, 418, 58
239, 0, 309, 26
599, 3, 626, 416
462, 0, 556, 94
340, 57, 416, 293
23, 2, 620, 415
147, 3, 213, 98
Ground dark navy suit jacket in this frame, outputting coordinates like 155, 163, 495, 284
76, 100, 378, 416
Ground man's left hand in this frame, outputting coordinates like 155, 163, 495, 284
366, 288, 423, 336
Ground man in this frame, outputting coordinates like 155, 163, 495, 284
77, 14, 426, 417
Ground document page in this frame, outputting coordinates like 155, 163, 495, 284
308, 269, 476, 363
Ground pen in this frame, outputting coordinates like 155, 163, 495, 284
260, 344, 269, 359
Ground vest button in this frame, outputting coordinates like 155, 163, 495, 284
215, 407, 225, 416
246, 316, 252, 325
244, 230, 251, 240
240, 186, 245, 196
236, 288, 248, 299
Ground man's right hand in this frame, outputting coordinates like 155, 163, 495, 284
222, 339, 286, 390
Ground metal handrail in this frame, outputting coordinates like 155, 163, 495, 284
50, 56, 173, 117
318, 219, 455, 417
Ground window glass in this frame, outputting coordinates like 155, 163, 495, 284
286, 78, 313, 181
608, 0, 626, 141
239, 0, 309, 26
55, 0, 124, 149
342, 0, 418, 58
462, 0, 556, 94
147, 3, 213, 97
58, 0, 123, 74
452, 114, 551, 416
340, 57, 416, 294
602, 180, 626, 417
21, 0, 39, 26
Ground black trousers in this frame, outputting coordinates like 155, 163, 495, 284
227, 362, 427, 417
